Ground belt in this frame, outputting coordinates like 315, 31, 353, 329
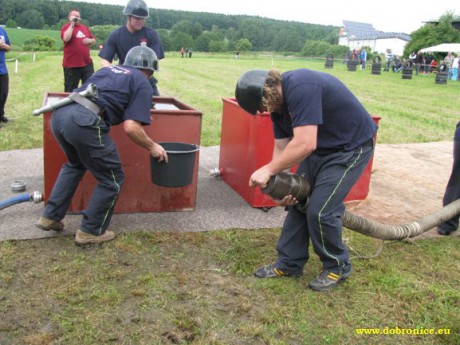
68, 92, 104, 117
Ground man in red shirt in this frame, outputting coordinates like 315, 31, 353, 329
61, 9, 96, 92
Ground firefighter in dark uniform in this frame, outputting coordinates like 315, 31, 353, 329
235, 69, 378, 291
36, 46, 168, 246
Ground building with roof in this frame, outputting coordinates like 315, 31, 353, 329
339, 20, 411, 56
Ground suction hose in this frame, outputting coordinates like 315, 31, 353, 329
261, 172, 460, 240
0, 191, 44, 210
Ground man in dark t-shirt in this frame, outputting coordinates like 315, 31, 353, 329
37, 47, 168, 246
236, 69, 378, 291
98, 0, 165, 95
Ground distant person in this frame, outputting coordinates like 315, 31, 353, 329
98, 0, 165, 95
36, 46, 168, 246
180, 47, 185, 58
188, 48, 192, 58
0, 26, 11, 124
360, 49, 367, 70
384, 49, 393, 72
424, 51, 434, 74
444, 52, 454, 80
451, 53, 459, 81
236, 51, 239, 59
61, 9, 96, 92
438, 122, 460, 236
414, 50, 423, 75
392, 56, 403, 73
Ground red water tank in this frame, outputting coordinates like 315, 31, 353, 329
219, 97, 380, 208
43, 95, 202, 213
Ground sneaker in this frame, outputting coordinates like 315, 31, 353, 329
437, 227, 455, 236
309, 266, 353, 292
36, 216, 64, 231
74, 229, 116, 246
0, 116, 13, 123
253, 263, 302, 278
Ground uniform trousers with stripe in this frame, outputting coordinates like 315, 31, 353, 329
43, 103, 125, 236
275, 142, 375, 274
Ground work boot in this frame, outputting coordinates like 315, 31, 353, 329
36, 216, 64, 231
253, 263, 302, 278
309, 265, 353, 292
437, 227, 455, 236
74, 229, 116, 247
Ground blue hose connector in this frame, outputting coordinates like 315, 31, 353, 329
0, 192, 43, 210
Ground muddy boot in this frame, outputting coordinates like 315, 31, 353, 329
36, 216, 64, 231
74, 229, 116, 247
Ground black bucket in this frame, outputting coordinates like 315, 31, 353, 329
150, 142, 199, 187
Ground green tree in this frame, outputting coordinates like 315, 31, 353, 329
403, 12, 460, 57
235, 38, 252, 52
171, 32, 193, 51
195, 31, 220, 52
17, 9, 45, 29
6, 19, 17, 28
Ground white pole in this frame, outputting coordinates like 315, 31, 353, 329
15, 59, 18, 74
33, 53, 36, 62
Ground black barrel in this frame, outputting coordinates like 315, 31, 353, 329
402, 61, 413, 80
371, 56, 381, 75
435, 64, 448, 85
324, 54, 334, 69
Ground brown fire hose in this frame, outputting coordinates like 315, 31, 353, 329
261, 172, 460, 240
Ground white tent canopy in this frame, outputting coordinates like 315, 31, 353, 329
420, 43, 460, 53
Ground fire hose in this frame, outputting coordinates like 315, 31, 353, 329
261, 172, 460, 240
0, 191, 43, 210
32, 83, 98, 116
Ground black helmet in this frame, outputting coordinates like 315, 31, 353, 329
123, 46, 158, 71
235, 69, 269, 115
123, 0, 149, 18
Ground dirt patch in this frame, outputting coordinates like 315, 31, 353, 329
346, 141, 459, 239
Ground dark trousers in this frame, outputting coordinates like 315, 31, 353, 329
43, 104, 125, 235
0, 73, 8, 118
63, 62, 94, 92
275, 142, 375, 274
439, 124, 460, 232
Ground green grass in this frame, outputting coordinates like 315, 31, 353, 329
0, 230, 459, 344
0, 52, 459, 344
1, 51, 459, 150
5, 27, 63, 51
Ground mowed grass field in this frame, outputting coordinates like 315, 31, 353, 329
1, 50, 459, 150
0, 52, 459, 345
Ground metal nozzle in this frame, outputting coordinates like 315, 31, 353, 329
32, 83, 98, 116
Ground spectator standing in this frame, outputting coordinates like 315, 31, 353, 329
61, 9, 96, 92
0, 26, 11, 124
188, 48, 192, 58
438, 122, 460, 236
414, 50, 424, 75
424, 51, 434, 73
384, 49, 393, 71
451, 53, 459, 81
392, 55, 403, 72
98, 0, 165, 95
360, 49, 367, 70
408, 51, 417, 62
444, 52, 454, 80
236, 51, 239, 59
36, 46, 168, 246
180, 47, 184, 58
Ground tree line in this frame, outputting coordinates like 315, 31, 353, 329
0, 0, 341, 54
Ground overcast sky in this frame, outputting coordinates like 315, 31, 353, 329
80, 0, 459, 34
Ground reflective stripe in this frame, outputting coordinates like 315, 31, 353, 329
318, 147, 364, 266
97, 169, 122, 235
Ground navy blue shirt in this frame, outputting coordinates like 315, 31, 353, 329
98, 26, 165, 65
77, 65, 153, 126
271, 69, 377, 152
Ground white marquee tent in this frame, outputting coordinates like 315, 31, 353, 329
420, 43, 460, 53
